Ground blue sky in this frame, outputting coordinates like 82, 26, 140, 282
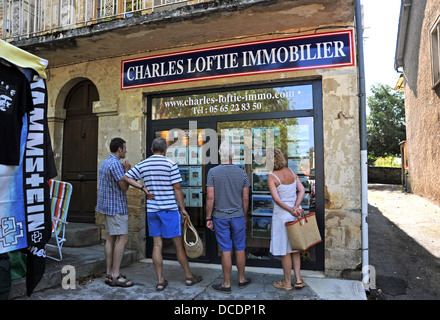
361, 0, 401, 96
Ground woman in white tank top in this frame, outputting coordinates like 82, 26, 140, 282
266, 148, 306, 290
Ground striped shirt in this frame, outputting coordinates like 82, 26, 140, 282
97, 153, 127, 216
125, 155, 182, 213
206, 164, 250, 219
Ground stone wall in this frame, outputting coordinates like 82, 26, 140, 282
402, 0, 440, 207
368, 167, 402, 185
321, 69, 362, 279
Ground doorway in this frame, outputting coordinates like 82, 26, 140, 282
146, 81, 324, 270
62, 80, 99, 223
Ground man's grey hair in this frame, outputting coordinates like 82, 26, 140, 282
219, 140, 234, 162
152, 137, 168, 152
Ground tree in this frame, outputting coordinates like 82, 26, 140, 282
367, 84, 405, 158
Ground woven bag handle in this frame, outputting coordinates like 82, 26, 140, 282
184, 217, 200, 245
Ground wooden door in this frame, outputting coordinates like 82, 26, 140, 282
62, 81, 99, 223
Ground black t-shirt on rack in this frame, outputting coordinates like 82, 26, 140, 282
0, 62, 34, 165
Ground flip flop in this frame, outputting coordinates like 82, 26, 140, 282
294, 281, 307, 289
156, 279, 168, 291
273, 280, 293, 291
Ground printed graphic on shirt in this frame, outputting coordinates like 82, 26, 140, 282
0, 63, 33, 166
0, 81, 16, 114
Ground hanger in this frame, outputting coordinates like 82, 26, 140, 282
0, 58, 13, 67
0, 39, 48, 79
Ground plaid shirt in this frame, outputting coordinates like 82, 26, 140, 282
97, 153, 127, 216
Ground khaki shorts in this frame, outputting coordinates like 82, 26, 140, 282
105, 213, 128, 236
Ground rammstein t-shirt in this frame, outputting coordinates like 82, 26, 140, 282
0, 62, 33, 165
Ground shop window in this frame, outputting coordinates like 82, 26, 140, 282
148, 82, 323, 269
430, 16, 440, 89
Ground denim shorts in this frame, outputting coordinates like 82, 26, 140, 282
147, 210, 181, 238
213, 216, 246, 252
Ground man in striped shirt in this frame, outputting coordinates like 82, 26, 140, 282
124, 137, 202, 291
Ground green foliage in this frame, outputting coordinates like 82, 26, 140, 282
367, 153, 377, 166
367, 84, 406, 157
373, 156, 401, 168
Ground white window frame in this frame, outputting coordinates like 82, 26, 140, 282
430, 16, 440, 89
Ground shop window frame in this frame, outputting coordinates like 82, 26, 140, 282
145, 80, 324, 271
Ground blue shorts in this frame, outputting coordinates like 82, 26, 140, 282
213, 216, 246, 252
147, 210, 181, 238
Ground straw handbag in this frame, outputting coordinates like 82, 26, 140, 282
285, 213, 322, 251
183, 216, 203, 258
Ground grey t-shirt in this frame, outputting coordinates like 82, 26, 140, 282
206, 164, 250, 219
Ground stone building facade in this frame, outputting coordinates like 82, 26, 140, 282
395, 0, 440, 207
2, 0, 367, 280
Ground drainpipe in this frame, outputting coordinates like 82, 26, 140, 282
355, 0, 369, 291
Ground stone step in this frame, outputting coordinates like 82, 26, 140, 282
64, 222, 101, 247
9, 245, 139, 299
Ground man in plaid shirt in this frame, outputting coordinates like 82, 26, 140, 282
97, 137, 135, 287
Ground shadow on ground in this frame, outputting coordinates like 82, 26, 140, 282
367, 184, 440, 300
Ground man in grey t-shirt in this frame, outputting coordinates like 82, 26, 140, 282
206, 141, 252, 293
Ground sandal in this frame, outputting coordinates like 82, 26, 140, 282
273, 280, 293, 291
294, 281, 307, 289
109, 274, 134, 287
155, 279, 168, 291
185, 274, 202, 286
104, 274, 113, 285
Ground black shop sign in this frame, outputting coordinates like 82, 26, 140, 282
121, 30, 354, 89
